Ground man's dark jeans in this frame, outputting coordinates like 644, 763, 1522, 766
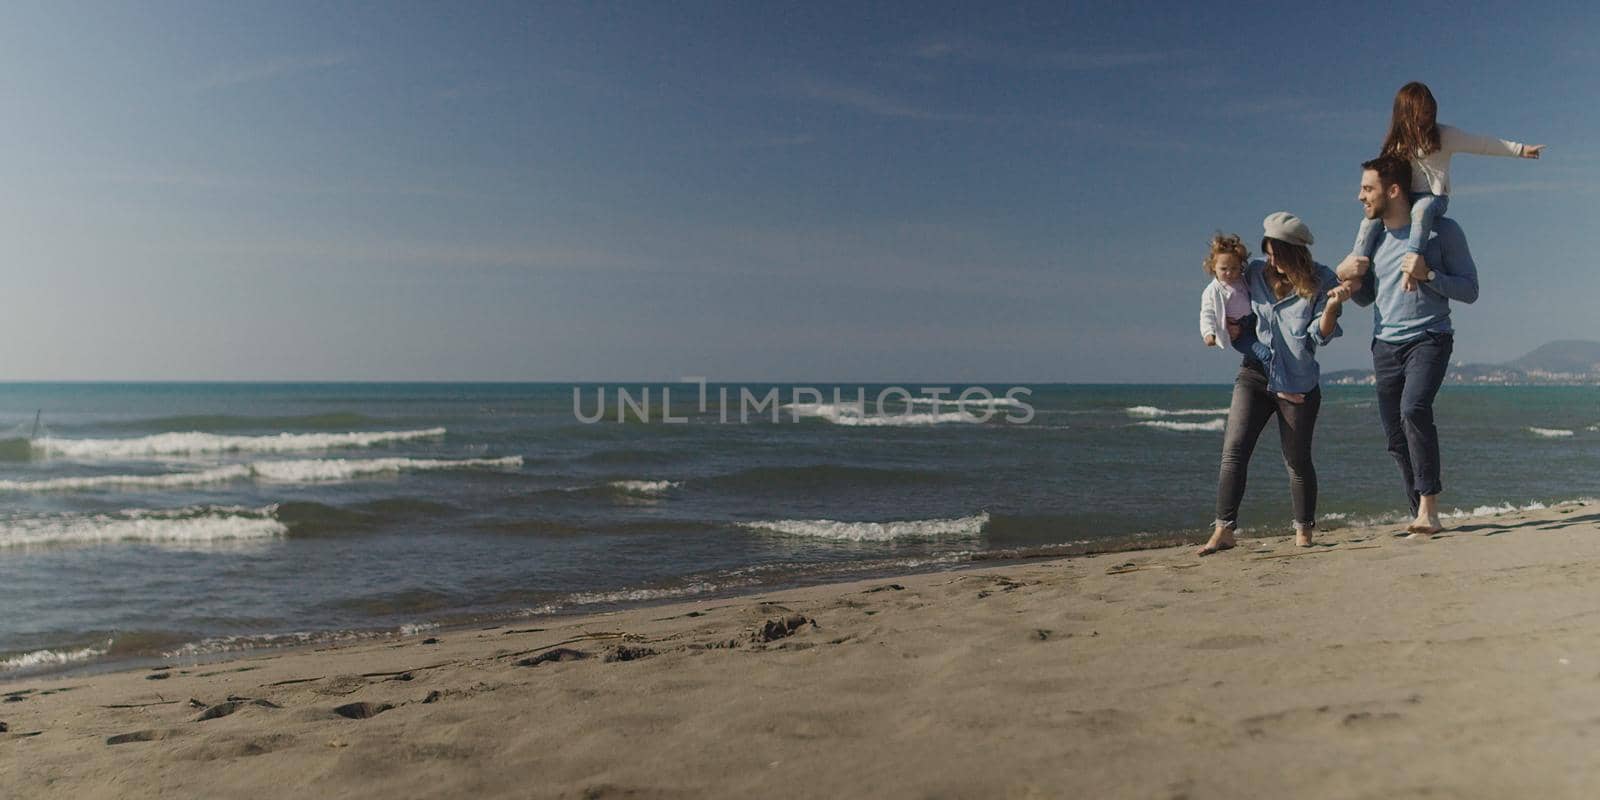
1372, 331, 1454, 514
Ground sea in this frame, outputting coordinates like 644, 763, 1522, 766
3, 381, 1597, 679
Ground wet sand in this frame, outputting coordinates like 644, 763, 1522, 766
6, 502, 1600, 799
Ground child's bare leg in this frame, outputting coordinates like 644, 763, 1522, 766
1401, 252, 1428, 292
1336, 253, 1372, 282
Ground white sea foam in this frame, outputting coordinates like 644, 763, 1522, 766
904, 397, 1025, 409
1528, 427, 1575, 438
0, 456, 523, 493
1138, 419, 1227, 433
608, 479, 681, 496
0, 465, 255, 492
1444, 501, 1549, 519
162, 626, 429, 659
534, 581, 726, 612
1, 639, 113, 672
782, 403, 985, 426
1125, 406, 1230, 417
0, 507, 286, 549
249, 455, 522, 483
33, 428, 448, 459
740, 512, 990, 542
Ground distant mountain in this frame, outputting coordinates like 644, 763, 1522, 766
1509, 340, 1600, 375
1324, 340, 1600, 386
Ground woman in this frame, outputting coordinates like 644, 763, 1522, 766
1198, 212, 1351, 555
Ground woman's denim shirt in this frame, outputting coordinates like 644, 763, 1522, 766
1245, 260, 1341, 393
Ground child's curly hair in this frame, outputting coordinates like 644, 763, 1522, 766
1203, 232, 1250, 277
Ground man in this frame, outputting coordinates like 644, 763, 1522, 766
1339, 155, 1479, 537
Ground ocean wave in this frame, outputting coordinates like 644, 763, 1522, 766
0, 465, 255, 492
269, 498, 459, 538
782, 403, 988, 426
0, 455, 523, 493
522, 581, 730, 615
1528, 427, 1575, 438
1444, 500, 1550, 519
607, 479, 681, 496
250, 455, 521, 483
161, 624, 439, 660
1125, 406, 1230, 417
33, 427, 447, 459
904, 396, 1026, 409
0, 506, 286, 549
739, 512, 990, 542
1, 639, 114, 672
1137, 419, 1227, 432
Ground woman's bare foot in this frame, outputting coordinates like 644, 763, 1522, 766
1295, 529, 1313, 547
1198, 525, 1236, 556
1276, 391, 1305, 405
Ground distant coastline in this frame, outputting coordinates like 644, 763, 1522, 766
1325, 339, 1600, 386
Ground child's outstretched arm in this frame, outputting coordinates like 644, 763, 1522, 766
1439, 125, 1544, 159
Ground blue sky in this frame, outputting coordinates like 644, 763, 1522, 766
1, 1, 1595, 381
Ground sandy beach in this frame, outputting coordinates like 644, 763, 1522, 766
5, 501, 1600, 799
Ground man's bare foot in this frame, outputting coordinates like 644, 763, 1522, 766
1198, 525, 1236, 556
1408, 495, 1443, 536
1295, 528, 1314, 547
1406, 512, 1443, 539
1276, 391, 1305, 405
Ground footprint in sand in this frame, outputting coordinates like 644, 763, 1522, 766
196, 698, 283, 721
333, 702, 393, 720
106, 729, 179, 746
754, 614, 815, 643
517, 647, 590, 667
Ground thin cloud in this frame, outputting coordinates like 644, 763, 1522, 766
910, 37, 1180, 70
80, 169, 478, 199
795, 80, 972, 121
1214, 97, 1382, 139
194, 52, 351, 92
158, 238, 647, 271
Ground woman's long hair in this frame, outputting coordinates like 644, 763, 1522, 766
1380, 81, 1440, 159
1260, 238, 1319, 300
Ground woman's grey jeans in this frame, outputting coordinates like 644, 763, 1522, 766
1214, 358, 1321, 532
